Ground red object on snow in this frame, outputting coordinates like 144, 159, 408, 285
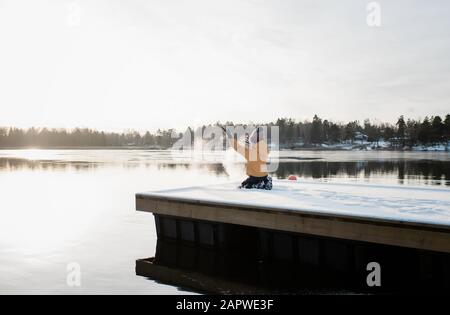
288, 175, 297, 181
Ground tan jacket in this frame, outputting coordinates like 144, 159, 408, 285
232, 139, 269, 177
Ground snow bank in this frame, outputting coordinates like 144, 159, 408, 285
413, 144, 450, 151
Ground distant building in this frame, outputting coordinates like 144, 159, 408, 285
354, 132, 368, 142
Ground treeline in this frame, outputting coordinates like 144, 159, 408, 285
1, 114, 449, 148
0, 127, 180, 148
274, 114, 450, 147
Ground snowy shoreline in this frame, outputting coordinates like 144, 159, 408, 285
284, 142, 450, 152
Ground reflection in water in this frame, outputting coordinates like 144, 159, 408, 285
276, 160, 450, 186
156, 163, 229, 176
0, 158, 229, 176
2, 157, 450, 186
136, 239, 347, 294
0, 158, 101, 172
138, 238, 450, 294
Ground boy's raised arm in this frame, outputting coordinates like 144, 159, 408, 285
220, 126, 249, 159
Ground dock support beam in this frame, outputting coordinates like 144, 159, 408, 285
147, 214, 450, 293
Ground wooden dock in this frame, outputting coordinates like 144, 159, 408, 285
136, 180, 450, 293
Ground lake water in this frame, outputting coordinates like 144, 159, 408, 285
0, 149, 449, 294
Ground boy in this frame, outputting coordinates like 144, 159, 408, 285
222, 126, 272, 190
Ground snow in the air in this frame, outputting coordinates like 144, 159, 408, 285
145, 180, 450, 227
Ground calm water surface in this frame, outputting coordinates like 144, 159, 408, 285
0, 149, 449, 294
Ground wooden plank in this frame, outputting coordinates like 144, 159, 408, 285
136, 195, 450, 254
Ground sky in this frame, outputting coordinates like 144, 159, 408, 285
0, 0, 449, 132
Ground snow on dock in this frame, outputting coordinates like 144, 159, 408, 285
136, 180, 450, 253
138, 180, 450, 227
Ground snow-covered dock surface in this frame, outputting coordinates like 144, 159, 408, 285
138, 180, 450, 229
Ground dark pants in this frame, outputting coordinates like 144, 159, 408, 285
240, 175, 272, 190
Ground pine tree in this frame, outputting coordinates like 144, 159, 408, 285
0, 128, 7, 145
328, 123, 341, 144
367, 120, 382, 144
322, 120, 330, 143
310, 115, 323, 144
396, 115, 406, 146
344, 121, 360, 143
380, 123, 395, 142
444, 114, 450, 142
406, 119, 419, 146
431, 116, 444, 144
419, 117, 432, 144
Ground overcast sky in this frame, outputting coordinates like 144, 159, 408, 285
0, 0, 449, 131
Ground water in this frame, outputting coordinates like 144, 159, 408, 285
0, 149, 449, 294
